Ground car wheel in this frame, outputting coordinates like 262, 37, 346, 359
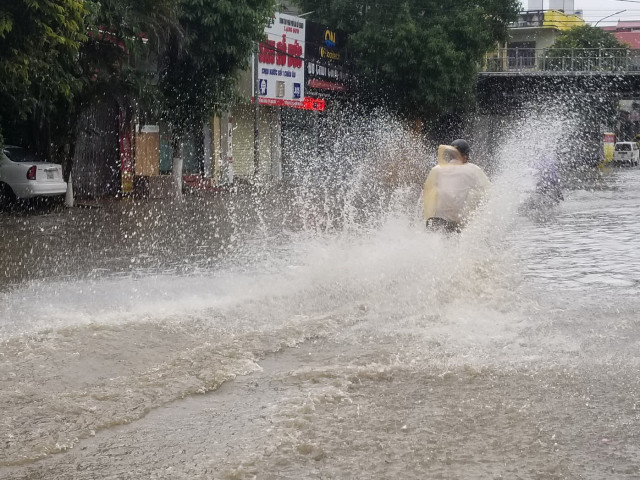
0, 183, 16, 209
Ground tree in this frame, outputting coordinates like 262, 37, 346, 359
294, 0, 520, 121
544, 25, 630, 72
1, 0, 275, 197
158, 0, 275, 195
79, 0, 178, 104
550, 24, 628, 50
0, 0, 87, 150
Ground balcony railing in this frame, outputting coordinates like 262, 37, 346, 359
512, 10, 546, 28
483, 48, 640, 74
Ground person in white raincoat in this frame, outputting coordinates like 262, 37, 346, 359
423, 139, 490, 233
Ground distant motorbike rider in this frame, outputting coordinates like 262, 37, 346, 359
423, 139, 490, 233
535, 156, 563, 203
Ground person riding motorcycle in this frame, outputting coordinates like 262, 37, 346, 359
535, 155, 563, 204
423, 139, 490, 233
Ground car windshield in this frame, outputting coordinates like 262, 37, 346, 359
615, 143, 632, 151
616, 143, 631, 152
3, 147, 37, 162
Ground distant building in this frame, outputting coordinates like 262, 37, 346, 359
601, 21, 640, 50
485, 7, 584, 72
549, 0, 575, 15
508, 8, 584, 52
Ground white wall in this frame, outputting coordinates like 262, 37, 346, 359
528, 0, 543, 10
549, 0, 574, 13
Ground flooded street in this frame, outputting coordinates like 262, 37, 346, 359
1, 137, 640, 478
5, 1, 640, 477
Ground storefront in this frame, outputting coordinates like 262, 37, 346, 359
130, 12, 348, 193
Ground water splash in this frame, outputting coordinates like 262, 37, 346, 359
0, 104, 583, 336
6, 101, 637, 472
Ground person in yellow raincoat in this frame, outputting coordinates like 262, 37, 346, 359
423, 139, 490, 233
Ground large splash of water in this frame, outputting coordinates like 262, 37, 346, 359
0, 104, 580, 338
2, 102, 616, 469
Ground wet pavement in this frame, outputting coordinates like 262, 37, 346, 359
1, 163, 640, 479
0, 188, 286, 288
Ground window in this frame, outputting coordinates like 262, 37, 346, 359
507, 42, 536, 69
3, 147, 36, 162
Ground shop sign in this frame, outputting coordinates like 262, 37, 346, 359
299, 97, 325, 111
305, 21, 349, 92
308, 78, 347, 92
603, 132, 615, 164
255, 96, 324, 111
254, 13, 306, 107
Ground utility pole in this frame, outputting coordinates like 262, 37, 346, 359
594, 10, 625, 27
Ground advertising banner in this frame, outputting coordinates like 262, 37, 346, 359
305, 21, 349, 93
604, 132, 615, 164
254, 13, 306, 107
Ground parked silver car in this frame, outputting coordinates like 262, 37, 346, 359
0, 146, 67, 205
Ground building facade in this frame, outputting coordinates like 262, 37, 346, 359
484, 7, 585, 72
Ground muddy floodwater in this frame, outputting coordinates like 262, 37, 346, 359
1, 117, 640, 478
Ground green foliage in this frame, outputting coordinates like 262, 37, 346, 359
74, 0, 179, 123
0, 0, 87, 143
76, 0, 275, 139
550, 25, 628, 50
295, 0, 519, 119
159, 0, 276, 138
1, 0, 275, 152
544, 25, 630, 72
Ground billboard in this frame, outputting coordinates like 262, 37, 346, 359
603, 132, 615, 164
253, 13, 306, 107
305, 21, 349, 93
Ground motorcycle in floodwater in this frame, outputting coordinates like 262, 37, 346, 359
424, 145, 491, 234
519, 157, 564, 219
